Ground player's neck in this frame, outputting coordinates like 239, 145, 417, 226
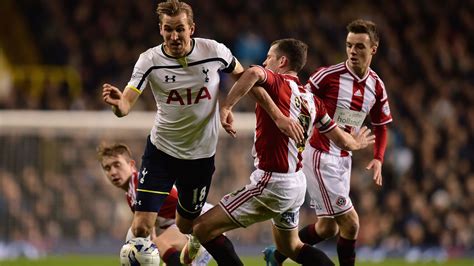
163, 39, 193, 58
280, 70, 297, 77
349, 66, 368, 79
121, 179, 130, 191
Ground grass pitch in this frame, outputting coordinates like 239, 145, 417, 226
0, 256, 472, 266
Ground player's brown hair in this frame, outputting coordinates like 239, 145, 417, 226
156, 0, 194, 26
97, 143, 132, 163
347, 19, 379, 46
271, 38, 308, 72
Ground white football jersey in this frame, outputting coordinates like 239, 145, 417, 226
127, 38, 236, 159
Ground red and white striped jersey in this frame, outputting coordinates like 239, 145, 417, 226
305, 61, 393, 157
126, 171, 177, 219
253, 66, 336, 173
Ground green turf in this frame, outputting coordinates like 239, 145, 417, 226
0, 256, 472, 266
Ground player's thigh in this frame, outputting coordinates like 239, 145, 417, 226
316, 217, 339, 238
334, 208, 359, 238
272, 225, 302, 259
136, 136, 176, 212
174, 155, 215, 220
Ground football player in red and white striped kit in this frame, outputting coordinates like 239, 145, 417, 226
187, 39, 374, 266
97, 143, 212, 266
269, 19, 393, 266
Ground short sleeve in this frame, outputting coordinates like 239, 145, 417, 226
214, 41, 236, 73
254, 66, 281, 97
126, 51, 154, 93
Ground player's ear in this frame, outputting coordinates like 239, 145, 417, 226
158, 23, 164, 35
280, 56, 288, 68
189, 22, 195, 36
130, 159, 136, 168
371, 44, 378, 55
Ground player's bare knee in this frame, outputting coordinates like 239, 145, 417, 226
316, 220, 339, 239
340, 220, 359, 239
318, 225, 338, 239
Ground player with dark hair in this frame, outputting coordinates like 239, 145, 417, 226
183, 38, 374, 265
264, 19, 393, 266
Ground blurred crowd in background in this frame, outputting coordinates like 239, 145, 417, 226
0, 0, 473, 261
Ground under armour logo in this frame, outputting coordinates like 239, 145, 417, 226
140, 168, 148, 184
202, 68, 209, 82
165, 75, 176, 83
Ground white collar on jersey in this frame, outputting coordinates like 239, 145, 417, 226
161, 39, 195, 68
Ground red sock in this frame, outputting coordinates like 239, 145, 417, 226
161, 247, 180, 266
337, 236, 356, 266
298, 223, 325, 245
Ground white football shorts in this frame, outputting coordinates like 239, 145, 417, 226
302, 145, 353, 217
219, 169, 306, 230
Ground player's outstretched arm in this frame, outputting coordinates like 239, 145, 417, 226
325, 126, 375, 151
102, 84, 140, 117
220, 67, 265, 137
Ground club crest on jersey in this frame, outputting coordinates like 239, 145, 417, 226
202, 68, 209, 82
165, 75, 176, 83
140, 168, 148, 184
336, 196, 346, 207
294, 96, 301, 108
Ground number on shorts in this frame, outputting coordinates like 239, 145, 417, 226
198, 186, 207, 202
193, 186, 207, 204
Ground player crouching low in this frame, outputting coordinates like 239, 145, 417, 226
97, 143, 212, 266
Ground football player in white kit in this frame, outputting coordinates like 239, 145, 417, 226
100, 0, 245, 265
186, 39, 374, 266
267, 19, 393, 266
97, 143, 212, 265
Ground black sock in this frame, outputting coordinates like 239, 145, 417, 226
294, 244, 334, 266
274, 223, 325, 264
161, 247, 182, 266
274, 249, 287, 264
298, 223, 325, 245
201, 234, 243, 266
337, 236, 356, 266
